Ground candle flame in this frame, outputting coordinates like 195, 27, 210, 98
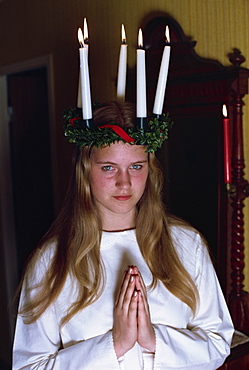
138, 28, 143, 48
78, 28, 84, 47
222, 104, 228, 117
165, 26, 170, 43
84, 18, 88, 42
121, 24, 126, 43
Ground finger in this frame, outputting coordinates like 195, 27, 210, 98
138, 270, 147, 293
127, 290, 139, 318
116, 272, 136, 310
115, 266, 132, 306
137, 287, 150, 317
137, 290, 150, 320
132, 270, 149, 315
122, 274, 137, 310
134, 273, 147, 299
133, 266, 147, 292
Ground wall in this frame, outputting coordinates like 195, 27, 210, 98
0, 0, 248, 288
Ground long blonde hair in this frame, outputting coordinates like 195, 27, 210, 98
19, 101, 198, 325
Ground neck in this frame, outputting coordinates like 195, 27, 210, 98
101, 210, 136, 232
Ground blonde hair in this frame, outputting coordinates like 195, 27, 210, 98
18, 101, 198, 325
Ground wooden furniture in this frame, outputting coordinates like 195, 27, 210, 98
126, 14, 249, 367
218, 338, 249, 369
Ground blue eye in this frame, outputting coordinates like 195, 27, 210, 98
102, 165, 113, 171
131, 164, 142, 170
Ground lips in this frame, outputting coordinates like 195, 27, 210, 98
113, 195, 132, 201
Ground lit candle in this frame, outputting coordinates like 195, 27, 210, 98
136, 28, 147, 118
83, 17, 89, 56
153, 26, 171, 116
222, 104, 232, 184
117, 24, 127, 101
77, 19, 89, 108
78, 27, 92, 120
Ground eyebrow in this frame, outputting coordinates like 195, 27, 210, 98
96, 160, 148, 165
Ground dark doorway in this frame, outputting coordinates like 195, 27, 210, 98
8, 67, 54, 277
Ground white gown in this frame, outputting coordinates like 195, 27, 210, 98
13, 226, 234, 369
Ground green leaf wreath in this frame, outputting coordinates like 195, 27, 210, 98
63, 106, 173, 153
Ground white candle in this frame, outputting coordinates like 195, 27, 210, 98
77, 19, 89, 108
117, 24, 127, 101
78, 27, 92, 119
136, 28, 147, 118
77, 71, 82, 108
153, 26, 171, 115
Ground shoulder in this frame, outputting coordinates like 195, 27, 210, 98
24, 242, 57, 286
170, 224, 203, 249
169, 223, 211, 277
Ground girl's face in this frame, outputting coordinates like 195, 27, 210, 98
90, 142, 149, 230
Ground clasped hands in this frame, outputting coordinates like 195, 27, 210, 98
113, 265, 156, 358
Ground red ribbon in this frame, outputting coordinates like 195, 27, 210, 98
100, 124, 135, 142
70, 117, 79, 127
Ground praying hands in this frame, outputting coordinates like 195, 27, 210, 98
113, 265, 156, 358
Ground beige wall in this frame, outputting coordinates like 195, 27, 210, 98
0, 0, 248, 287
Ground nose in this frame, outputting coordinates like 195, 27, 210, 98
115, 170, 131, 190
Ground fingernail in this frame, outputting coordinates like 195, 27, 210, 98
130, 275, 134, 282
133, 290, 138, 297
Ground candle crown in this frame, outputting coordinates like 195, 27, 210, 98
63, 105, 173, 153
73, 21, 172, 151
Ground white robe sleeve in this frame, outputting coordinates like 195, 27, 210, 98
13, 315, 119, 370
12, 248, 120, 370
153, 234, 234, 370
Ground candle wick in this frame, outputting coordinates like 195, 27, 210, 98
79, 41, 84, 48
84, 38, 89, 44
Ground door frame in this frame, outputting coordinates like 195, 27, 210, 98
0, 55, 55, 344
